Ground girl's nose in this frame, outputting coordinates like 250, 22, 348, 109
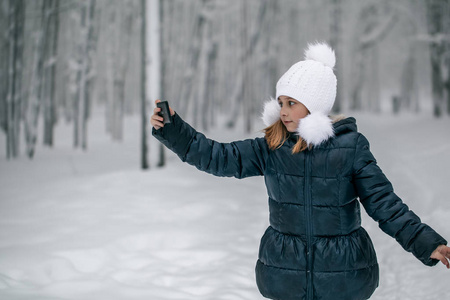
280, 106, 288, 116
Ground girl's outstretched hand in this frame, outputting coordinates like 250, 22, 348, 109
430, 244, 450, 269
151, 99, 175, 130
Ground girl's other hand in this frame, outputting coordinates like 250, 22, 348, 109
151, 99, 175, 130
430, 244, 450, 269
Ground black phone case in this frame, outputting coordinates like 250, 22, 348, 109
157, 101, 171, 124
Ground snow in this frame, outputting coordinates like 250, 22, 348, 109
0, 110, 449, 299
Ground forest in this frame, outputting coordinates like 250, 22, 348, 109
1, 0, 450, 166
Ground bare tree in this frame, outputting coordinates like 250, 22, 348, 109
4, 0, 25, 159
228, 0, 269, 132
395, 1, 422, 114
140, 0, 149, 169
72, 0, 97, 149
157, 0, 165, 167
350, 1, 398, 112
329, 0, 343, 113
25, 0, 49, 158
42, 0, 60, 147
426, 0, 450, 117
104, 0, 134, 141
181, 0, 209, 129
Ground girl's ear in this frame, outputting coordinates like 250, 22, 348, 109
262, 98, 281, 127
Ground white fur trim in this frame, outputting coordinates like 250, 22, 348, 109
296, 112, 335, 146
261, 98, 280, 127
304, 42, 336, 69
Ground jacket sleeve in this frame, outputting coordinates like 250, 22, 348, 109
352, 133, 447, 266
152, 112, 268, 178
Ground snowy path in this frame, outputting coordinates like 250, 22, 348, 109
0, 112, 449, 299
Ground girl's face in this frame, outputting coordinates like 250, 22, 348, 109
278, 95, 309, 133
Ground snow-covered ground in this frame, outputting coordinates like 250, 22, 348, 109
0, 110, 449, 300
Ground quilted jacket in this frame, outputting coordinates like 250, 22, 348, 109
152, 113, 447, 300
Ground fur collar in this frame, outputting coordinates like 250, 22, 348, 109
261, 98, 344, 147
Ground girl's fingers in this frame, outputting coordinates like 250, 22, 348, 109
152, 115, 164, 122
441, 248, 450, 264
152, 119, 164, 128
150, 112, 164, 129
151, 113, 163, 121
438, 245, 450, 258
435, 252, 450, 269
442, 257, 450, 269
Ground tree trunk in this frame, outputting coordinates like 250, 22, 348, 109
6, 0, 25, 159
180, 1, 208, 126
157, 0, 166, 168
351, 2, 397, 112
426, 0, 447, 117
429, 43, 444, 117
140, 0, 149, 170
81, 0, 96, 150
228, 0, 268, 130
110, 0, 133, 141
26, 0, 48, 158
198, 1, 215, 131
43, 0, 60, 147
329, 0, 342, 113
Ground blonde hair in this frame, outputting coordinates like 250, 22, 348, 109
263, 119, 308, 154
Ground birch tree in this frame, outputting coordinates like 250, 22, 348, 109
70, 0, 97, 149
146, 0, 166, 167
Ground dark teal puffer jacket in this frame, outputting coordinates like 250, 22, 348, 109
152, 113, 447, 300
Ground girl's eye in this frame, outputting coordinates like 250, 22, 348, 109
289, 101, 295, 106
278, 102, 282, 107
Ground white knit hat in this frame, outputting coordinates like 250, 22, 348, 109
262, 42, 337, 146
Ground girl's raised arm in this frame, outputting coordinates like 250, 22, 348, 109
151, 100, 268, 179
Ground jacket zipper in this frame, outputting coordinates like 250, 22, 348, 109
305, 151, 313, 300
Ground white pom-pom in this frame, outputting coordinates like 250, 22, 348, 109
296, 112, 334, 146
261, 98, 281, 127
304, 42, 336, 69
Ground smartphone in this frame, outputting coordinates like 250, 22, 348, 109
157, 101, 171, 124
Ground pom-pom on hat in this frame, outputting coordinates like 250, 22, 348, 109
262, 42, 338, 146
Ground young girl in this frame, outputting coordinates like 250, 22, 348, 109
151, 42, 449, 300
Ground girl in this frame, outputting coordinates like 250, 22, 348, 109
151, 42, 449, 300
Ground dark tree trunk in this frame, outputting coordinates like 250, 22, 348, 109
157, 0, 166, 168
6, 0, 25, 159
43, 0, 60, 147
140, 0, 149, 170
426, 0, 447, 117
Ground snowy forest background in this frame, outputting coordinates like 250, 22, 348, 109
1, 0, 450, 163
1, 1, 450, 299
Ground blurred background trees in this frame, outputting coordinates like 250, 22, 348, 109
1, 0, 449, 163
